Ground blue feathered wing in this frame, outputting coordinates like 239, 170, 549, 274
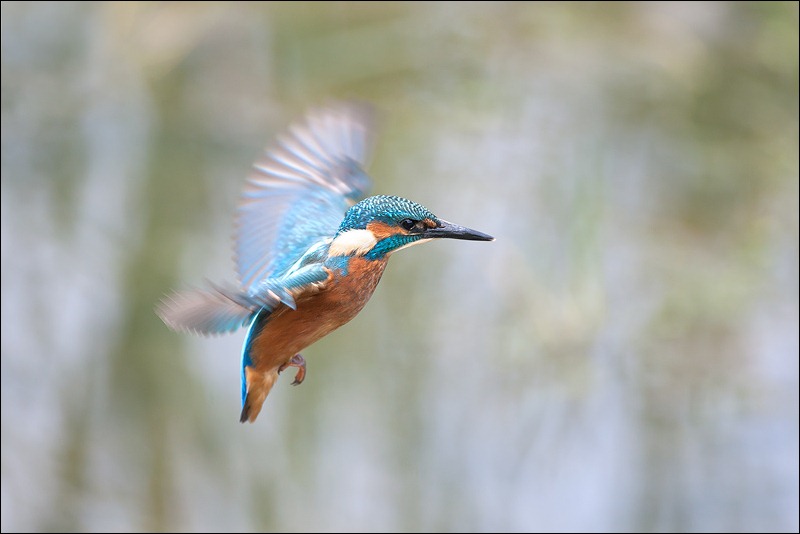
157, 101, 375, 336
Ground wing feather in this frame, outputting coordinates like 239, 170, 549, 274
156, 283, 262, 336
236, 101, 375, 290
158, 102, 374, 338
157, 262, 331, 337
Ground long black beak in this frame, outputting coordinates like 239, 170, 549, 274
424, 219, 494, 241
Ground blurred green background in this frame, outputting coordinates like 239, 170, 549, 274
2, 1, 798, 532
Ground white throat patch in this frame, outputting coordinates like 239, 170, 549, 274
329, 229, 378, 257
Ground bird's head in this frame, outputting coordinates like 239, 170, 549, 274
330, 195, 494, 260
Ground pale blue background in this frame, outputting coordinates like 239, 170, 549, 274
2, 2, 798, 532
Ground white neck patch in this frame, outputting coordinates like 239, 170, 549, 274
329, 229, 378, 257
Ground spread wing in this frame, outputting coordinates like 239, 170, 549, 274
236, 101, 375, 290
157, 101, 374, 337
156, 262, 331, 336
156, 282, 271, 336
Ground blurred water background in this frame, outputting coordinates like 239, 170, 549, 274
2, 2, 798, 532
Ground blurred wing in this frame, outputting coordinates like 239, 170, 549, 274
156, 262, 331, 337
236, 101, 375, 290
156, 283, 263, 336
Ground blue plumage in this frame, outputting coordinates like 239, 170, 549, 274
156, 101, 493, 423
365, 234, 419, 260
158, 103, 375, 336
236, 102, 374, 287
337, 195, 437, 233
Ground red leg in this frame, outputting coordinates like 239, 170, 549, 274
278, 354, 306, 386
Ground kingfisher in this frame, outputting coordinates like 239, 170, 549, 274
157, 101, 494, 423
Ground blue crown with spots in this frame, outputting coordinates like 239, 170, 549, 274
337, 195, 438, 234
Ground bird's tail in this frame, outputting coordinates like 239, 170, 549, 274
240, 366, 278, 423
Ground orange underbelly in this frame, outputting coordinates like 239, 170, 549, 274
248, 257, 388, 372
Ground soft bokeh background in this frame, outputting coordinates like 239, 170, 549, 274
2, 2, 798, 532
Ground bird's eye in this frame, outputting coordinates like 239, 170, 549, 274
400, 218, 418, 231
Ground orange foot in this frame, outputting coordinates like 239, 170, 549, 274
278, 354, 306, 386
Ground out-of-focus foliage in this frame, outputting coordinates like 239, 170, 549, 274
2, 2, 797, 532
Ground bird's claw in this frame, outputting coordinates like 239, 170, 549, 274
278, 354, 306, 386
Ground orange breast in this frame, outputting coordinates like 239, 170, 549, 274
247, 257, 389, 374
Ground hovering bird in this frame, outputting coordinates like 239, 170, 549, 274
157, 102, 494, 423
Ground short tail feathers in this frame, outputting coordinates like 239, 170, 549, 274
240, 367, 278, 423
